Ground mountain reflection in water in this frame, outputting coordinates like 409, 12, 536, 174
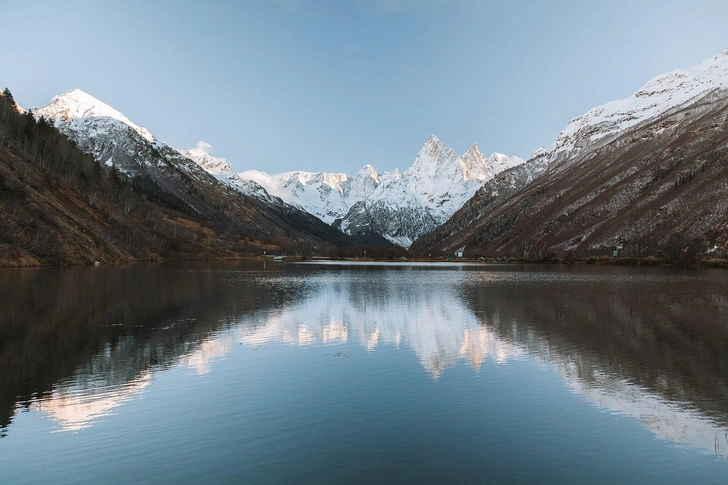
1, 262, 728, 462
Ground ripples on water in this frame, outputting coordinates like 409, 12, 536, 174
1, 262, 728, 484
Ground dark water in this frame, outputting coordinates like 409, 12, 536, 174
2, 261, 728, 484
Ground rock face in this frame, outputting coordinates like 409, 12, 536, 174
243, 135, 523, 247
413, 49, 728, 257
34, 89, 369, 249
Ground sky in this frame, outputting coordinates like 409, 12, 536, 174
1, 0, 727, 175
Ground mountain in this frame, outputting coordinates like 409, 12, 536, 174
338, 136, 523, 247
181, 141, 276, 203
243, 135, 523, 247
241, 164, 380, 224
0, 86, 372, 264
0, 88, 265, 265
413, 49, 728, 260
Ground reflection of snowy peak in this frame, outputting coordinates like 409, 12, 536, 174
236, 267, 522, 378
243, 135, 522, 247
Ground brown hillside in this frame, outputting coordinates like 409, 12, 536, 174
417, 89, 728, 260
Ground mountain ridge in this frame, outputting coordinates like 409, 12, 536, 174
242, 134, 523, 247
412, 48, 728, 260
27, 88, 380, 257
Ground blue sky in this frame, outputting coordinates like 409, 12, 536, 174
1, 0, 727, 174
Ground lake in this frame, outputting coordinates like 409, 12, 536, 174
1, 261, 728, 484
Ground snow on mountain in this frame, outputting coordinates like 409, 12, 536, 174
414, 47, 728, 255
182, 141, 278, 203
242, 135, 522, 247
34, 89, 521, 248
533, 48, 728, 169
338, 136, 522, 247
399, 135, 524, 223
240, 168, 368, 224
33, 89, 363, 248
35, 90, 283, 204
36, 89, 154, 143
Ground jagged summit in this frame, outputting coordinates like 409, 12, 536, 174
414, 47, 728, 256
244, 134, 522, 247
419, 135, 451, 153
357, 164, 377, 174
462, 143, 485, 164
36, 88, 154, 142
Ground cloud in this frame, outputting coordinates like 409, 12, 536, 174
187, 140, 212, 158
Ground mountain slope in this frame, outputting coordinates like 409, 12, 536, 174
34, 89, 369, 251
0, 89, 276, 266
181, 141, 277, 203
414, 49, 728, 259
338, 136, 523, 247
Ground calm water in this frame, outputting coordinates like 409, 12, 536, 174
2, 261, 728, 484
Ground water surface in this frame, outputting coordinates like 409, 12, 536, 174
1, 262, 728, 484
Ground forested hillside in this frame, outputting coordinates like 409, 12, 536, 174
0, 89, 353, 266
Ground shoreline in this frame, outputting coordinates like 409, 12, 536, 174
4, 254, 728, 269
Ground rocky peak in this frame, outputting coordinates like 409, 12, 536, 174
462, 143, 487, 165
183, 141, 235, 177
36, 88, 154, 142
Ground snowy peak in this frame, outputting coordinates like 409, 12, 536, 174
240, 168, 366, 224
183, 141, 235, 178
36, 88, 154, 142
404, 136, 522, 205
183, 141, 277, 202
242, 134, 522, 247
353, 164, 380, 199
462, 143, 485, 162
408, 134, 461, 175
356, 164, 378, 178
461, 144, 487, 178
538, 48, 728, 165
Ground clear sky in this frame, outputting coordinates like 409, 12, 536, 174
1, 0, 727, 175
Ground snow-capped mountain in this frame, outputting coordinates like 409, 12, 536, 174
36, 88, 155, 142
532, 48, 728, 172
35, 90, 522, 249
414, 48, 728, 255
243, 135, 523, 247
339, 136, 523, 247
36, 89, 209, 182
241, 164, 380, 224
37, 90, 274, 203
34, 89, 368, 249
182, 141, 277, 203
